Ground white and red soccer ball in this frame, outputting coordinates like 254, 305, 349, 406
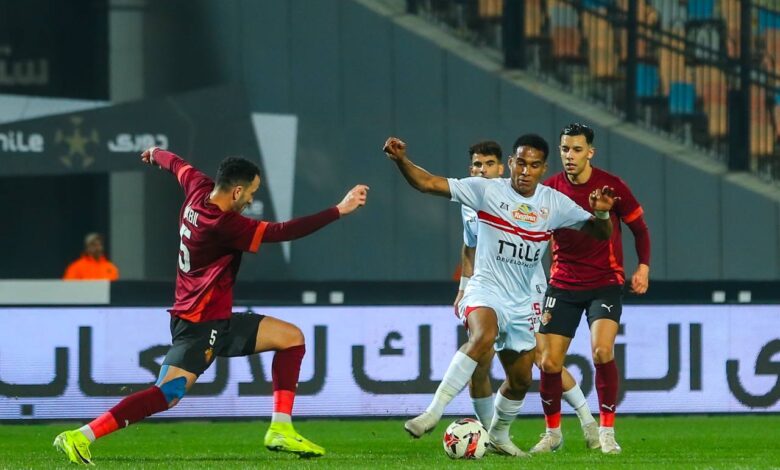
442, 418, 489, 459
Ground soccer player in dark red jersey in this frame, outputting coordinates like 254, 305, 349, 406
531, 123, 650, 455
54, 147, 368, 464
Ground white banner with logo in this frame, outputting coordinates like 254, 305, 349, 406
1, 305, 778, 419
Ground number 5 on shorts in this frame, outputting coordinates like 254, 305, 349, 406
209, 329, 217, 346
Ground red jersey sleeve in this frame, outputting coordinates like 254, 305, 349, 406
153, 150, 212, 196
612, 177, 644, 224
216, 212, 268, 253
612, 177, 651, 265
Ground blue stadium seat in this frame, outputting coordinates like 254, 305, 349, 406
758, 8, 780, 34
687, 0, 715, 21
669, 82, 696, 115
637, 63, 660, 97
582, 0, 613, 9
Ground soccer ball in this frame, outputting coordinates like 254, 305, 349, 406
442, 418, 489, 459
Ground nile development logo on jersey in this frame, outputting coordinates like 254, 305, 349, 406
512, 203, 538, 224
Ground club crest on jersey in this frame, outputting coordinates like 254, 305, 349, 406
512, 203, 538, 223
539, 207, 549, 219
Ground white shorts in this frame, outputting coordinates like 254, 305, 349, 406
457, 292, 536, 353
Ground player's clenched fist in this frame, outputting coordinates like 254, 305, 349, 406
337, 184, 370, 216
141, 147, 161, 166
383, 137, 407, 161
589, 185, 620, 212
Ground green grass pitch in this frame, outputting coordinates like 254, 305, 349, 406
2, 416, 778, 469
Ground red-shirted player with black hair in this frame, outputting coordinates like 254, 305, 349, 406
530, 123, 650, 455
54, 148, 368, 464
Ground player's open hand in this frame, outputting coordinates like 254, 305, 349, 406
383, 137, 407, 161
629, 264, 649, 294
141, 147, 160, 166
337, 184, 370, 216
589, 185, 620, 212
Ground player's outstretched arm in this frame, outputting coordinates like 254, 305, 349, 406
261, 185, 369, 243
383, 137, 451, 197
336, 185, 369, 216
579, 185, 616, 240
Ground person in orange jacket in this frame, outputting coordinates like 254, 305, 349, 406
63, 233, 119, 281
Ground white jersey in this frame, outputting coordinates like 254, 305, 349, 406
462, 202, 546, 301
461, 205, 478, 247
450, 177, 592, 318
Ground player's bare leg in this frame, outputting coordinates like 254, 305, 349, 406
531, 333, 571, 453
54, 367, 196, 465
590, 318, 622, 454
532, 337, 598, 451
486, 348, 533, 457
255, 316, 324, 458
469, 350, 495, 426
405, 308, 497, 438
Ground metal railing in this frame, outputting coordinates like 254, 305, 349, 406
408, 0, 780, 183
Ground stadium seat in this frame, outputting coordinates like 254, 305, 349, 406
669, 81, 696, 115
549, 1, 583, 60
758, 7, 780, 34
652, 0, 686, 31
720, 0, 741, 59
524, 0, 545, 39
637, 62, 661, 97
478, 0, 502, 19
658, 41, 687, 95
764, 29, 780, 74
582, 10, 619, 78
687, 0, 715, 21
551, 26, 583, 59
617, 0, 659, 62
694, 65, 728, 139
774, 93, 780, 140
750, 85, 775, 157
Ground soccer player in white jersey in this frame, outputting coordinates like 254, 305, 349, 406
454, 141, 596, 443
384, 134, 616, 456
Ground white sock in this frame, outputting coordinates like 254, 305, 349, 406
78, 425, 96, 443
271, 412, 292, 424
472, 395, 494, 426
488, 391, 524, 443
600, 426, 615, 434
562, 383, 596, 425
425, 351, 478, 419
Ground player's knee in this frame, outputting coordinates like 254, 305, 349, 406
158, 376, 187, 408
280, 323, 305, 348
506, 373, 532, 395
539, 355, 564, 373
592, 345, 614, 364
466, 333, 495, 358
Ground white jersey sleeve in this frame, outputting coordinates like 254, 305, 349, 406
448, 177, 491, 211
461, 205, 478, 247
548, 189, 593, 230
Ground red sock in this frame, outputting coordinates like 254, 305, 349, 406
540, 371, 562, 429
272, 344, 305, 415
595, 360, 618, 427
88, 386, 168, 439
